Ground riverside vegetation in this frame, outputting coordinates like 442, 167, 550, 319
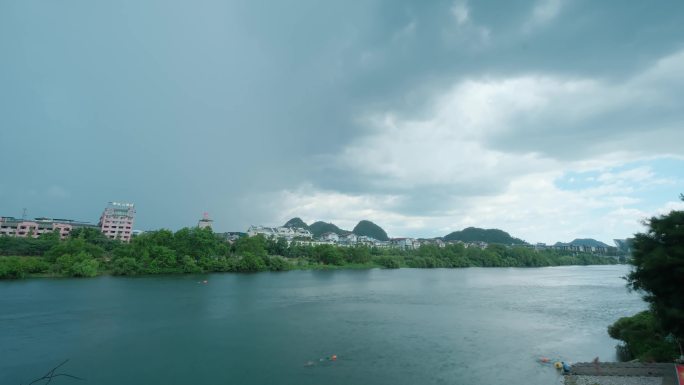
0, 227, 616, 279
607, 195, 684, 363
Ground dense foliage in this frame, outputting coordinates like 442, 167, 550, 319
1, 227, 617, 280
627, 203, 684, 341
608, 311, 678, 362
609, 195, 684, 362
352, 220, 389, 241
443, 227, 527, 245
0, 234, 58, 256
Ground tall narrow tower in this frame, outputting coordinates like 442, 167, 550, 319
198, 212, 213, 230
99, 202, 136, 242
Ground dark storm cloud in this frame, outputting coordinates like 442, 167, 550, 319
1, 0, 684, 234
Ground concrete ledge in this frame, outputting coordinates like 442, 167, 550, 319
564, 362, 678, 385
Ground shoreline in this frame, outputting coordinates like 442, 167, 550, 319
1, 260, 624, 281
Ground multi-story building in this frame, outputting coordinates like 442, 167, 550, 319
0, 217, 97, 240
247, 225, 312, 240
99, 202, 136, 242
320, 232, 340, 243
390, 237, 420, 250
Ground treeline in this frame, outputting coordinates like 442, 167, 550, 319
0, 228, 616, 279
607, 197, 684, 363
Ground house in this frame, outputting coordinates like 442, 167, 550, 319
391, 238, 419, 250
320, 232, 339, 243
339, 233, 358, 246
247, 225, 312, 241
247, 225, 276, 238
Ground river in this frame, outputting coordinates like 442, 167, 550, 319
0, 265, 644, 385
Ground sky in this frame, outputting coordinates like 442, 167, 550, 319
1, 0, 683, 244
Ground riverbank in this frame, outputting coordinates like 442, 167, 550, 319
0, 253, 619, 280
1, 228, 619, 280
564, 362, 679, 385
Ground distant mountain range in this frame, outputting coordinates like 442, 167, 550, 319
282, 218, 613, 246
282, 218, 387, 240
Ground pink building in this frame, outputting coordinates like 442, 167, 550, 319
0, 217, 96, 240
98, 202, 136, 242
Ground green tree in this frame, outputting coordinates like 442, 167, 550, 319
626, 196, 684, 353
234, 235, 268, 258
608, 311, 678, 362
55, 251, 99, 277
345, 246, 371, 264
70, 227, 120, 251
313, 245, 344, 265
45, 238, 104, 262
111, 257, 141, 275
238, 253, 266, 272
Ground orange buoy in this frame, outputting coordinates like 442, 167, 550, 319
540, 357, 550, 363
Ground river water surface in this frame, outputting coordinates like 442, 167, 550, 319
1, 265, 644, 385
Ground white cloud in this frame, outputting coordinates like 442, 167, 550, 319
269, 169, 682, 244
532, 0, 563, 23
524, 0, 563, 32
451, 1, 470, 26
443, 0, 490, 49
270, 49, 684, 243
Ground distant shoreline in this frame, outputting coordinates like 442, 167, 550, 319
1, 256, 621, 281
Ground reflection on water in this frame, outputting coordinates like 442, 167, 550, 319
0, 265, 644, 385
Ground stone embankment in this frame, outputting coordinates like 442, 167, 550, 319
564, 362, 678, 385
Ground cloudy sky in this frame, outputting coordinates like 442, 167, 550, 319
1, 0, 683, 244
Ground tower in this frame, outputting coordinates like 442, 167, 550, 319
198, 212, 213, 230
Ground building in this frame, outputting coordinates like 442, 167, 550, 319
99, 202, 136, 242
198, 212, 213, 230
0, 216, 97, 240
391, 237, 420, 250
338, 233, 358, 246
320, 232, 340, 243
247, 225, 275, 238
247, 225, 312, 240
217, 232, 245, 243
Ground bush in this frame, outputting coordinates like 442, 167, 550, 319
266, 256, 289, 271
70, 259, 99, 278
608, 311, 679, 362
0, 256, 51, 279
111, 257, 141, 275
313, 245, 344, 265
55, 251, 100, 277
238, 253, 266, 272
0, 257, 26, 279
376, 256, 400, 269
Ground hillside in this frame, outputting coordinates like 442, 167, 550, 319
352, 220, 389, 241
443, 227, 526, 245
556, 238, 611, 248
309, 221, 351, 238
283, 217, 309, 229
